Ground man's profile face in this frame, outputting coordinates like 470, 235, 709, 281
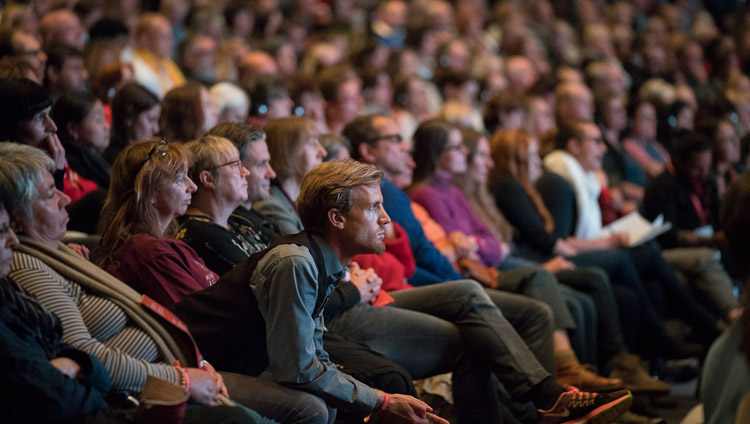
367, 116, 412, 180
59, 56, 88, 91
341, 184, 390, 255
242, 139, 276, 202
570, 123, 606, 172
678, 150, 712, 181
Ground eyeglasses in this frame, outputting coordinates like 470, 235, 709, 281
137, 138, 168, 173
443, 144, 465, 153
367, 133, 403, 145
216, 158, 244, 173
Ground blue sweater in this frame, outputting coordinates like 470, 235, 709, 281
380, 179, 462, 285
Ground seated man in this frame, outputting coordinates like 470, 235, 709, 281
643, 130, 739, 322
174, 159, 633, 424
539, 120, 720, 347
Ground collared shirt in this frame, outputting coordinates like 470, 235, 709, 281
250, 234, 378, 414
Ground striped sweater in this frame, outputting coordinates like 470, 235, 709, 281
9, 250, 180, 393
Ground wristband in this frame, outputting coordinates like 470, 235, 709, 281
379, 393, 390, 413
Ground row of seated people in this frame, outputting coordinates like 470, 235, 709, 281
0, 134, 640, 424
1, 106, 743, 423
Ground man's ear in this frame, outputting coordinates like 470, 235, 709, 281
565, 137, 580, 156
46, 66, 59, 86
358, 142, 377, 164
328, 208, 346, 230
199, 169, 215, 189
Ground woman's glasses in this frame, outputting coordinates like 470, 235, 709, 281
216, 158, 244, 173
137, 138, 168, 173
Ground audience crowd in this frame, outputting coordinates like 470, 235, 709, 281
1, 0, 750, 423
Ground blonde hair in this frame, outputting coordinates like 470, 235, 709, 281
95, 138, 191, 268
184, 135, 237, 187
298, 159, 383, 234
489, 129, 554, 233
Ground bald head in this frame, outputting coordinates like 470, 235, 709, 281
239, 51, 278, 86
556, 82, 594, 122
135, 13, 174, 60
40, 9, 83, 50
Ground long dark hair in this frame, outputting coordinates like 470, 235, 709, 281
411, 119, 456, 184
111, 82, 159, 149
51, 90, 97, 145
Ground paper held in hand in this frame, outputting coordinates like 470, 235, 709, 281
602, 212, 672, 247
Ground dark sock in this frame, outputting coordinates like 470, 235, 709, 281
526, 377, 565, 410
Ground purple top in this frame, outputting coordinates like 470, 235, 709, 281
409, 172, 504, 267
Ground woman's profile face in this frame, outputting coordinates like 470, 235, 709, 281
76, 100, 110, 151
18, 106, 57, 147
213, 151, 250, 207
470, 137, 494, 184
527, 138, 542, 182
632, 102, 657, 140
153, 168, 197, 222
438, 129, 468, 175
131, 104, 161, 142
199, 87, 218, 135
297, 132, 326, 179
21, 170, 70, 245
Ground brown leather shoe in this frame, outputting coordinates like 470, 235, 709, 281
556, 349, 624, 392
608, 353, 670, 397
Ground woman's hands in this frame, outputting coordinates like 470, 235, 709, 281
448, 231, 479, 260
185, 363, 226, 406
42, 134, 66, 171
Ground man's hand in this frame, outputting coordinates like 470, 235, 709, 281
553, 239, 578, 257
607, 232, 630, 248
542, 256, 576, 273
349, 262, 383, 304
50, 357, 82, 379
380, 393, 450, 424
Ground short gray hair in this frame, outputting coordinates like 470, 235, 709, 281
210, 82, 249, 116
0, 142, 55, 220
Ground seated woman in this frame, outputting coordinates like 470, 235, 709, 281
253, 116, 327, 235
622, 100, 671, 181
105, 82, 160, 164
50, 90, 111, 190
0, 142, 299, 423
454, 127, 668, 395
159, 82, 218, 143
488, 128, 715, 357
177, 135, 258, 276
96, 139, 218, 308
0, 196, 111, 423
0, 77, 97, 205
407, 119, 621, 391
